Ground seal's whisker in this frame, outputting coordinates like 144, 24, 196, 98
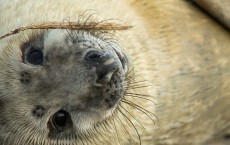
79, 12, 98, 41
121, 99, 158, 124
125, 85, 150, 90
114, 112, 132, 143
78, 9, 98, 26
125, 79, 148, 85
122, 98, 157, 118
80, 130, 93, 145
62, 18, 75, 42
125, 95, 157, 105
92, 120, 108, 144
82, 12, 98, 26
127, 80, 149, 85
75, 134, 84, 145
117, 107, 142, 145
126, 72, 136, 80
119, 104, 146, 130
95, 31, 116, 43
125, 93, 155, 98
71, 11, 125, 43
112, 117, 121, 145
100, 120, 112, 135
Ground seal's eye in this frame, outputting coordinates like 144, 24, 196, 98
27, 49, 43, 65
52, 110, 70, 132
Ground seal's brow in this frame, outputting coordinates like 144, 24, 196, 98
0, 22, 132, 40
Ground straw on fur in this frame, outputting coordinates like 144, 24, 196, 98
0, 22, 132, 40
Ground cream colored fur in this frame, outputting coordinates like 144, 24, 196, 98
0, 0, 230, 145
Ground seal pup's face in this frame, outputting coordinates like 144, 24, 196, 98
0, 29, 129, 144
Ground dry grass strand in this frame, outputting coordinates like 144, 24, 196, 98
0, 22, 132, 40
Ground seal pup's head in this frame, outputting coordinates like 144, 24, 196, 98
0, 28, 131, 144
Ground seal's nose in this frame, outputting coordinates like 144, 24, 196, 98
84, 50, 105, 64
84, 50, 120, 85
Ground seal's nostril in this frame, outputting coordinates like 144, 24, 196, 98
85, 50, 121, 85
88, 53, 101, 59
85, 50, 104, 63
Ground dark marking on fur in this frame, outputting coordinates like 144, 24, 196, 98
32, 105, 46, 118
20, 72, 31, 84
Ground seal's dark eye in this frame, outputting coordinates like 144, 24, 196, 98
52, 110, 69, 132
27, 49, 43, 65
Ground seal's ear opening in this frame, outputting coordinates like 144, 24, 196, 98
48, 110, 73, 133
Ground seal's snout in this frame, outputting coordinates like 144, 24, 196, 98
85, 50, 120, 85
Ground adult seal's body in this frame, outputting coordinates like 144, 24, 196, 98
1, 0, 230, 145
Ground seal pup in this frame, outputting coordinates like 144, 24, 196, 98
1, 0, 230, 145
0, 0, 158, 144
